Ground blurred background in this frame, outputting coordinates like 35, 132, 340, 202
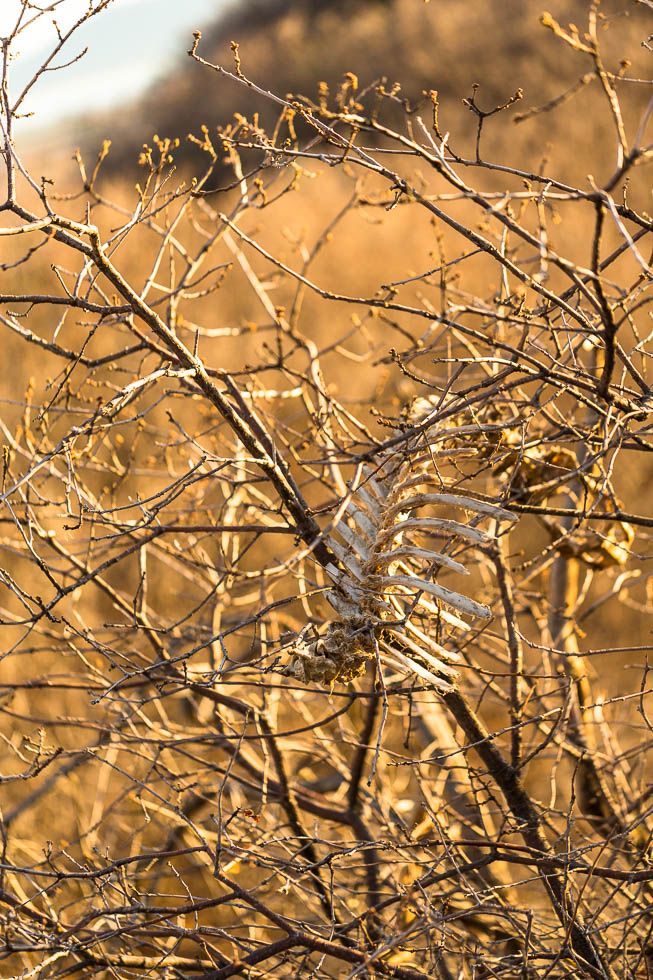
13, 0, 650, 180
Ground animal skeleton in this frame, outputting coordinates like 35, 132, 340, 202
285, 399, 516, 689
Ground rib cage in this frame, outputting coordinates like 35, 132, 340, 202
286, 399, 517, 690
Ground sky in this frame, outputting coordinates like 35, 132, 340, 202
1, 0, 231, 135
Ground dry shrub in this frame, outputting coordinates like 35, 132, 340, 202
0, 2, 652, 978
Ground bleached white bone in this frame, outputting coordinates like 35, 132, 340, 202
382, 627, 459, 677
386, 492, 515, 524
367, 545, 468, 576
375, 573, 491, 619
333, 521, 372, 561
346, 503, 377, 541
327, 538, 366, 581
376, 516, 491, 546
378, 641, 455, 691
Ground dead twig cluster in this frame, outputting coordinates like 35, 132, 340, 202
0, 2, 652, 978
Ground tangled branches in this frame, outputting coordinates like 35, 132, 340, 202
0, 2, 652, 978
